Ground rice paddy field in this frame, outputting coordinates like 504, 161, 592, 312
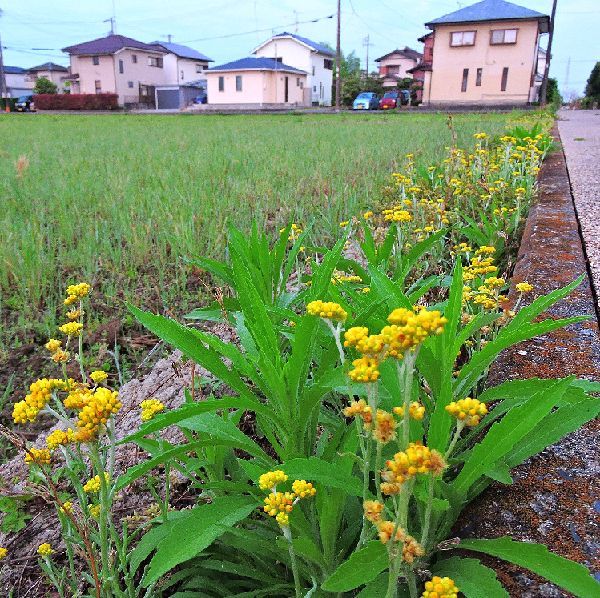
0, 111, 518, 349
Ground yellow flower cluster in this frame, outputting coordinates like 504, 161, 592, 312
24, 447, 51, 466
46, 428, 76, 450
421, 576, 459, 598
64, 282, 91, 306
280, 223, 303, 242
12, 378, 70, 424
372, 409, 397, 444
58, 322, 83, 336
381, 443, 445, 494
0, 547, 7, 560
60, 501, 73, 514
66, 308, 81, 321
393, 402, 425, 421
306, 300, 348, 322
343, 399, 373, 424
259, 472, 316, 527
90, 370, 108, 385
445, 397, 488, 427
258, 470, 288, 491
344, 308, 446, 385
348, 356, 380, 383
516, 281, 533, 293
376, 522, 424, 561
332, 270, 362, 285
37, 543, 54, 557
363, 500, 384, 523
44, 339, 62, 353
77, 387, 122, 437
83, 472, 110, 493
88, 504, 101, 519
383, 207, 413, 223
140, 398, 165, 421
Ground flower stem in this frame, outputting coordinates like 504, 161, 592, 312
283, 525, 302, 598
420, 474, 435, 550
445, 421, 465, 460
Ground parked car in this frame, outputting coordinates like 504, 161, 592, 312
15, 95, 36, 112
379, 91, 400, 110
193, 91, 207, 105
352, 92, 379, 110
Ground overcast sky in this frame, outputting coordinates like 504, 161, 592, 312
1, 0, 598, 95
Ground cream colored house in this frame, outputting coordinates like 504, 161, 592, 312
63, 35, 170, 106
253, 32, 333, 106
420, 0, 549, 106
150, 41, 213, 84
375, 48, 423, 88
28, 62, 70, 93
205, 57, 307, 108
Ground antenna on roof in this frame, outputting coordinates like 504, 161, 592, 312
293, 10, 299, 33
103, 17, 115, 35
164, 34, 173, 43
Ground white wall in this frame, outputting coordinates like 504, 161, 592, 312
254, 37, 332, 106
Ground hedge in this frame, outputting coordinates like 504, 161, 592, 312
33, 94, 119, 110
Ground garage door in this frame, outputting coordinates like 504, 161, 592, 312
156, 89, 180, 110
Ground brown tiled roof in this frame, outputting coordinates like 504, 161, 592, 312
63, 34, 165, 56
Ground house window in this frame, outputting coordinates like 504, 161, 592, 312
450, 31, 476, 47
490, 29, 518, 45
148, 56, 163, 68
501, 67, 509, 91
132, 54, 138, 64
387, 65, 400, 75
119, 59, 124, 74
181, 70, 184, 81
218, 76, 224, 92
94, 79, 102, 93
313, 85, 317, 92
196, 64, 204, 73
236, 75, 242, 91
476, 68, 482, 87
128, 81, 134, 88
92, 56, 100, 65
323, 59, 333, 70
461, 68, 469, 92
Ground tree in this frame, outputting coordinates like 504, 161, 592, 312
584, 61, 600, 101
545, 77, 562, 107
33, 76, 58, 94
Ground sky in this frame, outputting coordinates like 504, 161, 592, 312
0, 0, 598, 96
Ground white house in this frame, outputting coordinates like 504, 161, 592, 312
3, 66, 34, 97
150, 41, 213, 84
252, 32, 334, 106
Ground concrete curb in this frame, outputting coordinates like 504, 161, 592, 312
455, 125, 600, 595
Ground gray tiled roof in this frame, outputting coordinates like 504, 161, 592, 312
63, 34, 165, 55
29, 62, 69, 72
4, 66, 27, 74
375, 47, 423, 62
150, 41, 213, 62
208, 57, 306, 74
426, 0, 548, 27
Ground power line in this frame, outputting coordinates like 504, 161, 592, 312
180, 12, 335, 43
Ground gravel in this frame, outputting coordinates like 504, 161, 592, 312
558, 109, 600, 308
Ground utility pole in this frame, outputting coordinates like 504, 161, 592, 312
335, 0, 341, 111
0, 8, 6, 101
0, 32, 6, 101
363, 34, 373, 78
540, 0, 557, 107
293, 10, 299, 33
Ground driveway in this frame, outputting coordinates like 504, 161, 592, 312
558, 109, 600, 308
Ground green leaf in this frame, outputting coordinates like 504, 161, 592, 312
120, 397, 276, 445
452, 377, 572, 498
142, 496, 256, 586
280, 457, 363, 496
322, 541, 388, 592
433, 556, 508, 598
458, 537, 600, 598
178, 413, 274, 465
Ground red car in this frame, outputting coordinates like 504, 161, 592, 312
379, 91, 400, 110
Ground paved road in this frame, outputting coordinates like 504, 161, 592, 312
558, 110, 600, 307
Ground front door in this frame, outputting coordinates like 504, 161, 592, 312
284, 76, 289, 103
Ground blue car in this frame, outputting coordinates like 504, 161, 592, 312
352, 92, 379, 110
